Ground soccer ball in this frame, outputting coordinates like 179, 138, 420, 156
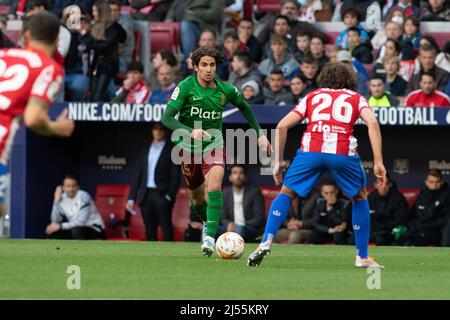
215, 232, 245, 259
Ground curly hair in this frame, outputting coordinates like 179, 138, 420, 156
191, 46, 224, 67
317, 62, 356, 91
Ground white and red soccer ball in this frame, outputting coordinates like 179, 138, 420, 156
215, 232, 245, 259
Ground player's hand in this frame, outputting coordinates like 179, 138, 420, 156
54, 186, 62, 203
227, 223, 236, 232
46, 223, 61, 235
374, 162, 387, 187
190, 129, 211, 140
54, 109, 75, 137
257, 135, 272, 157
273, 160, 287, 186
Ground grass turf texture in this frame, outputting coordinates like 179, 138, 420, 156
1, 239, 450, 299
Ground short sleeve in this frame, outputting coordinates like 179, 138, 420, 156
30, 64, 63, 105
292, 95, 307, 118
358, 95, 370, 112
166, 83, 188, 111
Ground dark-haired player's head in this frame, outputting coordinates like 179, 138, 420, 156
300, 54, 319, 80
191, 47, 224, 84
24, 12, 60, 54
231, 51, 253, 75
419, 72, 436, 96
268, 69, 284, 92
347, 26, 362, 48
425, 169, 444, 191
369, 77, 386, 99
317, 62, 356, 91
229, 164, 247, 188
62, 174, 79, 198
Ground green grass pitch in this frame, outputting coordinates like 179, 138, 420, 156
1, 239, 450, 299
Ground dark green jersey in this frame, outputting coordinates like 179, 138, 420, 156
166, 76, 257, 153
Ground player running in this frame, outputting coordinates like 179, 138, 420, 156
247, 62, 386, 268
162, 47, 271, 257
0, 12, 74, 167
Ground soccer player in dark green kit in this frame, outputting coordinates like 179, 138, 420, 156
162, 47, 272, 256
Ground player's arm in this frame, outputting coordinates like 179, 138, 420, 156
359, 107, 387, 184
23, 98, 74, 137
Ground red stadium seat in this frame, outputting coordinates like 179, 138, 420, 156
149, 22, 180, 57
172, 187, 191, 241
424, 32, 449, 51
326, 31, 340, 45
260, 186, 281, 217
0, 6, 9, 14
95, 184, 131, 240
399, 189, 420, 209
243, 0, 253, 20
133, 29, 142, 61
129, 207, 147, 241
255, 0, 281, 13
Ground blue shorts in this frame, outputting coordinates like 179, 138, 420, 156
283, 150, 366, 198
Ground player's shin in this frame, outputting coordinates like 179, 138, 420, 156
190, 199, 207, 222
352, 200, 370, 259
206, 191, 222, 238
262, 193, 293, 245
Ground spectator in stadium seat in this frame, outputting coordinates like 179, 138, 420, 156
229, 51, 264, 102
309, 35, 329, 68
347, 26, 373, 64
385, 0, 420, 19
396, 169, 450, 246
263, 69, 294, 106
326, 45, 340, 63
165, 0, 224, 61
221, 165, 266, 243
82, 1, 126, 101
310, 179, 352, 245
130, 0, 174, 21
420, 0, 450, 21
336, 50, 369, 96
335, 7, 369, 50
383, 55, 408, 97
404, 72, 450, 107
373, 38, 414, 82
62, 8, 90, 101
299, 54, 319, 95
258, 34, 299, 81
148, 64, 176, 104
293, 30, 310, 63
241, 80, 264, 104
289, 75, 309, 103
148, 50, 179, 90
51, 0, 95, 18
112, 61, 151, 103
46, 175, 105, 240
218, 30, 240, 81
126, 122, 181, 241
368, 175, 409, 246
257, 0, 328, 50
261, 15, 296, 60
402, 16, 422, 51
236, 18, 262, 63
109, 0, 135, 73
378, 21, 414, 62
413, 36, 450, 74
367, 77, 399, 107
406, 44, 450, 94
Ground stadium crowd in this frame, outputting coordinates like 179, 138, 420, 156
0, 0, 449, 246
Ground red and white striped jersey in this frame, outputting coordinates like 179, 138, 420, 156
0, 48, 63, 164
292, 88, 370, 156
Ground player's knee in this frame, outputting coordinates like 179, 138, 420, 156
207, 184, 222, 193
352, 189, 367, 201
280, 186, 296, 199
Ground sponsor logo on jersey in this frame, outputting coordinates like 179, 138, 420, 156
190, 106, 221, 120
171, 87, 180, 100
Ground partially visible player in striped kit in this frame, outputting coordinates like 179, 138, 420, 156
248, 62, 387, 268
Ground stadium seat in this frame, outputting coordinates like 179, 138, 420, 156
0, 6, 9, 14
149, 22, 180, 57
133, 29, 142, 61
4, 30, 20, 46
260, 186, 281, 217
171, 187, 191, 241
243, 0, 253, 20
128, 208, 146, 241
425, 32, 449, 51
399, 189, 421, 209
95, 184, 131, 240
255, 0, 281, 13
326, 31, 340, 45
